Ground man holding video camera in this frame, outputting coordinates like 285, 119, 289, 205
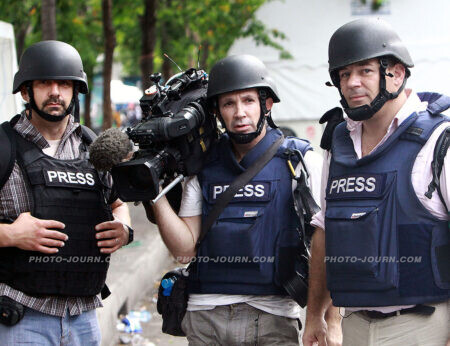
152, 54, 341, 345
0, 40, 131, 345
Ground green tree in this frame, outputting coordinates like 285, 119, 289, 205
1, 0, 292, 129
41, 0, 57, 40
102, 0, 115, 130
115, 0, 291, 85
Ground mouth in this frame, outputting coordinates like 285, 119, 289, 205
233, 124, 251, 132
349, 94, 366, 101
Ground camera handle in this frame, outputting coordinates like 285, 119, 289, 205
151, 174, 185, 205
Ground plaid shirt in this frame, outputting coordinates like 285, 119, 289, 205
0, 113, 106, 317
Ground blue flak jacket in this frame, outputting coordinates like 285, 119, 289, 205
325, 92, 450, 307
189, 128, 311, 295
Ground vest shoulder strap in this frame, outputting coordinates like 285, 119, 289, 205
80, 125, 97, 146
0, 122, 17, 191
425, 126, 450, 212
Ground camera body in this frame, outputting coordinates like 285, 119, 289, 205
111, 68, 217, 201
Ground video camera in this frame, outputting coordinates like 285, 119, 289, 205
111, 68, 217, 202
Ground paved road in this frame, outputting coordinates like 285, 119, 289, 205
115, 259, 189, 346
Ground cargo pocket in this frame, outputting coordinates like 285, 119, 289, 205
199, 205, 271, 284
325, 181, 399, 292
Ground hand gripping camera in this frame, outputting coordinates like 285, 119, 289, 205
111, 68, 217, 202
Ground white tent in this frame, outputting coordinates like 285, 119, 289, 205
0, 21, 22, 123
228, 0, 450, 148
110, 79, 143, 105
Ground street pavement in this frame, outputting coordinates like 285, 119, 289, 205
97, 202, 188, 346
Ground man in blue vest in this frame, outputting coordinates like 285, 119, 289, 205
303, 18, 449, 346
0, 41, 132, 345
151, 54, 342, 345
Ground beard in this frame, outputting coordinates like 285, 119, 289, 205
41, 96, 68, 116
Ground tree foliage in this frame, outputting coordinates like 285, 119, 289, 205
0, 0, 290, 128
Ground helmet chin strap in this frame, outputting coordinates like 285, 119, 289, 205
340, 58, 407, 121
26, 85, 75, 122
220, 89, 274, 144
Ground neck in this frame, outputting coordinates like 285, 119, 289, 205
29, 111, 70, 141
231, 126, 267, 162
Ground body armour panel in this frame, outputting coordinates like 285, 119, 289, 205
189, 128, 312, 295
0, 128, 113, 296
325, 92, 450, 307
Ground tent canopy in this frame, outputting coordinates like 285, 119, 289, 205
0, 21, 21, 122
228, 0, 450, 120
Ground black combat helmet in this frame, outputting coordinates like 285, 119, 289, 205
207, 54, 279, 102
328, 18, 414, 121
13, 40, 88, 122
207, 54, 279, 144
13, 40, 88, 94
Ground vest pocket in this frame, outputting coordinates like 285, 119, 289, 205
325, 191, 399, 292
198, 205, 273, 284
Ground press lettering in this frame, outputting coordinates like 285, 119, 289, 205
254, 184, 264, 197
244, 184, 253, 197
67, 172, 77, 184
46, 170, 95, 186
85, 173, 95, 186
57, 171, 69, 183
337, 178, 346, 193
47, 171, 58, 182
355, 177, 365, 192
329, 176, 379, 195
213, 185, 223, 199
76, 172, 86, 185
212, 183, 267, 199
366, 177, 376, 192
346, 177, 355, 192
329, 180, 339, 194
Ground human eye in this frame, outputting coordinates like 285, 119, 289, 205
339, 71, 350, 79
59, 80, 72, 87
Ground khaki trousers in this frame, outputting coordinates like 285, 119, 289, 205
342, 300, 449, 346
181, 303, 300, 346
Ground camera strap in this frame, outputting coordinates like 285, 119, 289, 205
195, 135, 284, 250
425, 126, 450, 213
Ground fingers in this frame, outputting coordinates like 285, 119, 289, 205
40, 237, 66, 248
95, 221, 127, 253
318, 334, 328, 346
95, 220, 121, 231
34, 244, 61, 254
96, 228, 123, 253
99, 242, 120, 254
97, 236, 119, 249
44, 229, 68, 241
39, 219, 65, 230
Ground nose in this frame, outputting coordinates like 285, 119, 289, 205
235, 100, 246, 118
48, 81, 61, 96
345, 72, 361, 88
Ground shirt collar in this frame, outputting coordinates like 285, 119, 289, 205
14, 112, 80, 149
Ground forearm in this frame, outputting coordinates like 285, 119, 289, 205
0, 223, 12, 247
307, 227, 332, 318
111, 199, 131, 225
152, 196, 199, 261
